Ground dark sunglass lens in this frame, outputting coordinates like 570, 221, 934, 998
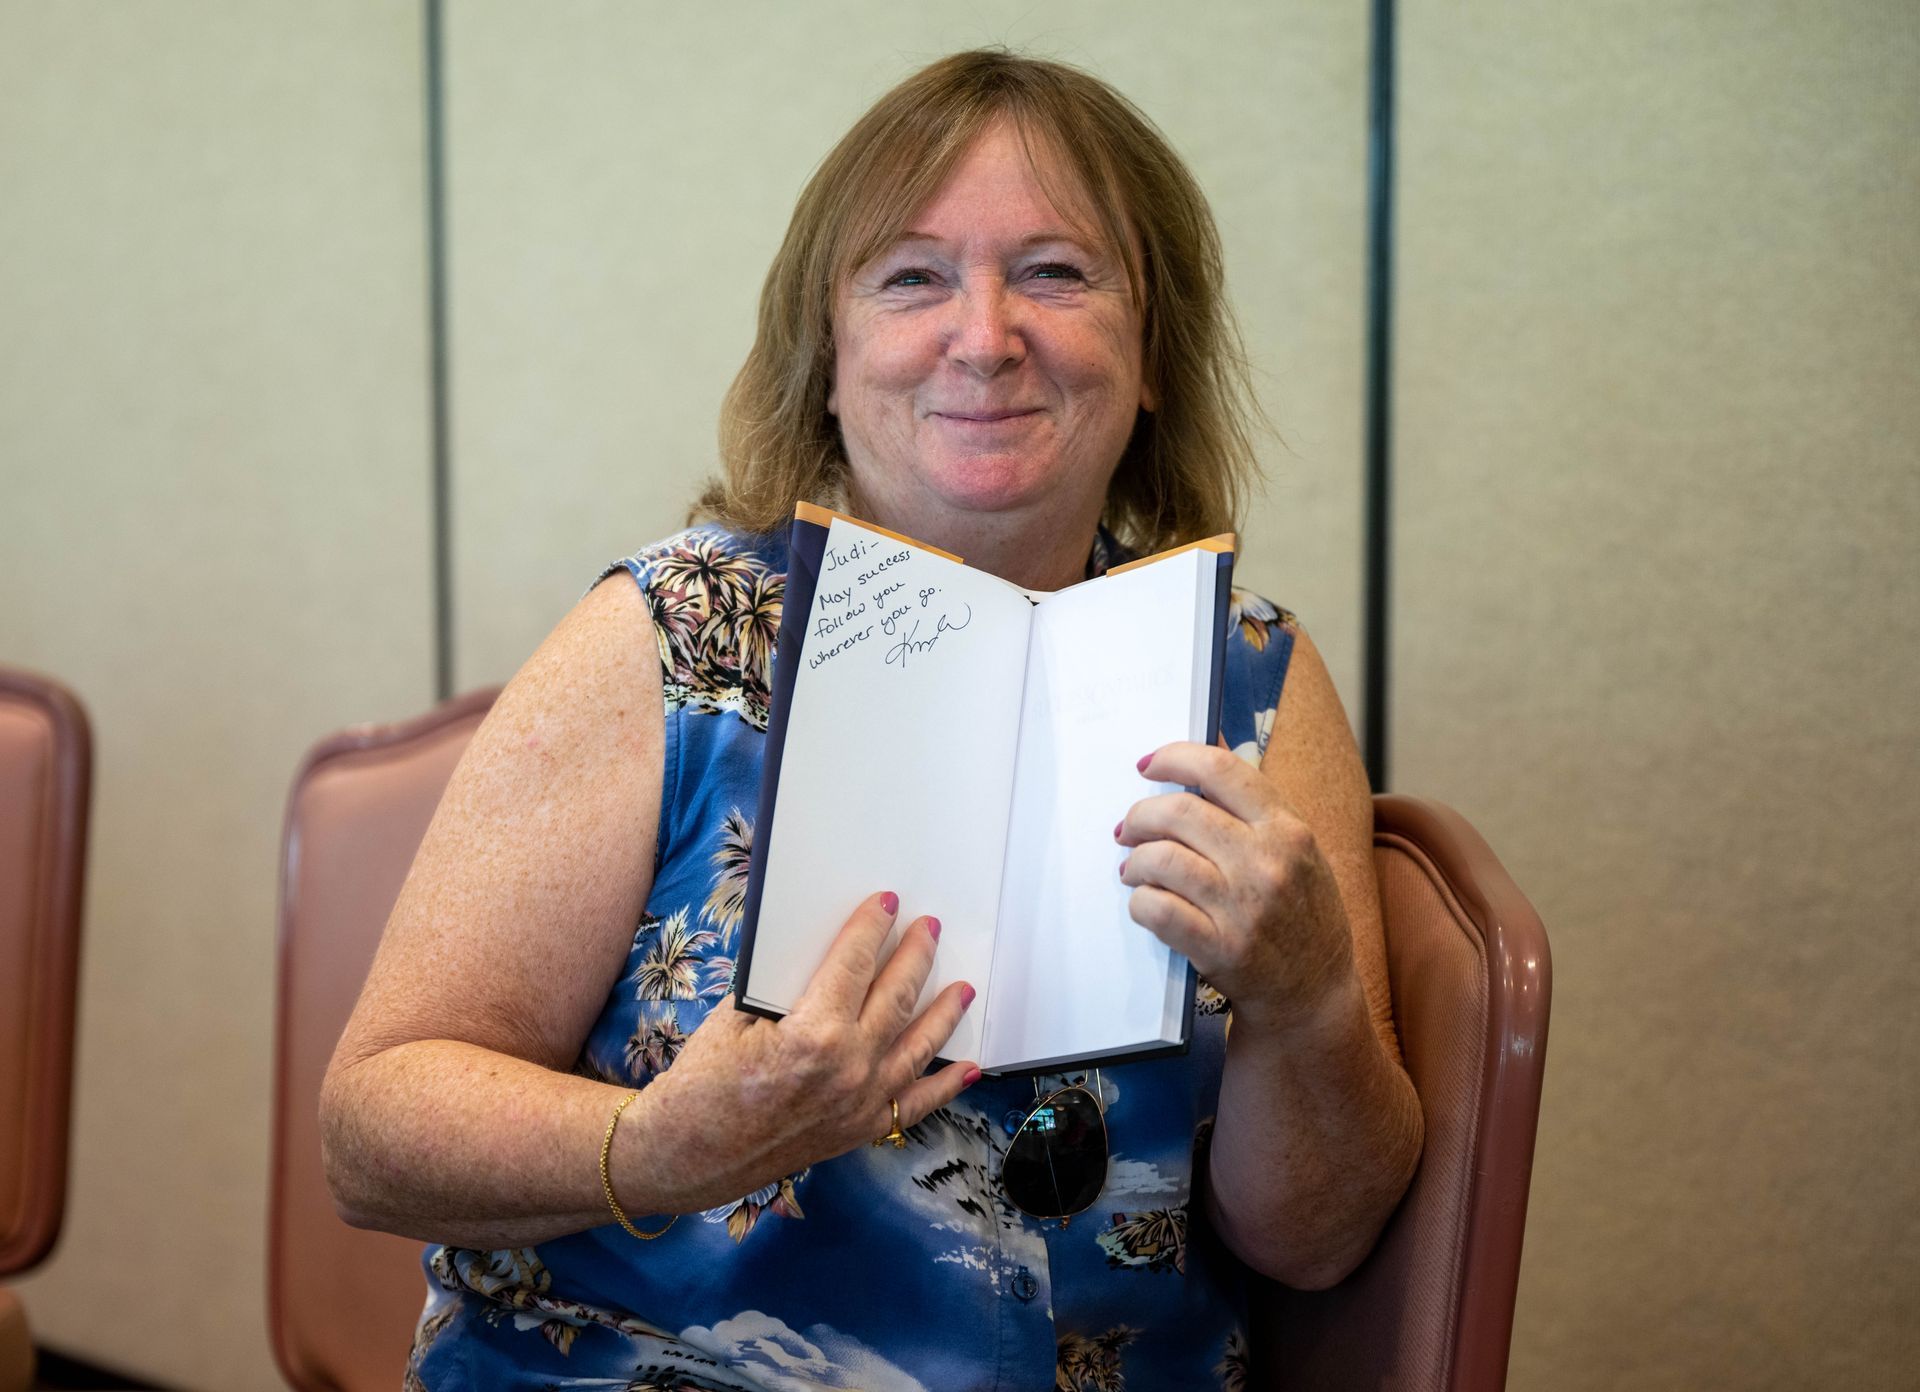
1003, 1087, 1108, 1217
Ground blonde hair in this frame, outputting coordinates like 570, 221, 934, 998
694, 48, 1263, 554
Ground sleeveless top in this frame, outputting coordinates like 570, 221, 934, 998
406, 524, 1297, 1392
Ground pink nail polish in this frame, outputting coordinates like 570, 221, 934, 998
1113, 820, 1124, 840
1118, 858, 1130, 878
962, 1066, 982, 1087
880, 891, 899, 915
1136, 753, 1153, 772
961, 983, 977, 1008
926, 916, 942, 942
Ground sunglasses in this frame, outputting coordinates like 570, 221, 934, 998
999, 1070, 1109, 1226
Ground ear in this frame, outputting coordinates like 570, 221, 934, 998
826, 381, 839, 417
1138, 375, 1158, 413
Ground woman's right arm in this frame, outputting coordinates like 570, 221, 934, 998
319, 574, 977, 1250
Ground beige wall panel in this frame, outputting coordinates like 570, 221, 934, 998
448, 1, 1371, 712
1395, 3, 1918, 1388
0, 5, 432, 1388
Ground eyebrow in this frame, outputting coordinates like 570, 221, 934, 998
888, 230, 1102, 253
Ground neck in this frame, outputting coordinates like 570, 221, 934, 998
847, 491, 1102, 592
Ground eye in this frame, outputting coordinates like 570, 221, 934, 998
1028, 262, 1086, 282
882, 267, 936, 289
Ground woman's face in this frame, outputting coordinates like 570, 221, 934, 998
829, 120, 1152, 534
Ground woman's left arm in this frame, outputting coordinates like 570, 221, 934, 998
1118, 625, 1423, 1289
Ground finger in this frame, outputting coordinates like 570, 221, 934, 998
795, 890, 901, 1018
891, 1058, 984, 1137
1138, 741, 1281, 824
859, 914, 942, 1041
877, 979, 976, 1092
1120, 838, 1228, 916
1126, 883, 1218, 966
1118, 787, 1244, 861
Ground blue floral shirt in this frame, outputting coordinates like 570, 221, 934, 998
407, 525, 1297, 1391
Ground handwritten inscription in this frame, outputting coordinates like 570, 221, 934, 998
809, 532, 979, 675
855, 548, 912, 588
809, 625, 875, 668
824, 537, 873, 571
815, 600, 868, 638
884, 605, 973, 669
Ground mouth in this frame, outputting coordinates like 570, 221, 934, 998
930, 408, 1041, 423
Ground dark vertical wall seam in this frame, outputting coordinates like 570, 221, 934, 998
425, 0, 453, 701
1362, 0, 1396, 790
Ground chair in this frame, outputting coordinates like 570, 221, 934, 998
271, 689, 1549, 1392
0, 666, 93, 1392
1251, 794, 1553, 1391
268, 689, 498, 1392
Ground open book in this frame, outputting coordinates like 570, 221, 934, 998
733, 503, 1234, 1075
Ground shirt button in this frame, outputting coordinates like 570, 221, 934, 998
1001, 1107, 1029, 1137
1010, 1265, 1038, 1302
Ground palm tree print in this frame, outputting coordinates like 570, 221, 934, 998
632, 908, 716, 1001
701, 809, 754, 945
625, 1006, 686, 1078
648, 584, 706, 690
1055, 1326, 1137, 1391
699, 953, 736, 1000
701, 567, 782, 700
703, 1171, 808, 1243
1226, 589, 1295, 652
1097, 1206, 1188, 1274
650, 533, 754, 617
1215, 1331, 1251, 1391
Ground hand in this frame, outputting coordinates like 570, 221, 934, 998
1117, 742, 1355, 1034
622, 891, 978, 1213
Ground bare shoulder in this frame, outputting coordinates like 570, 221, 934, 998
1259, 624, 1402, 1060
333, 573, 666, 1073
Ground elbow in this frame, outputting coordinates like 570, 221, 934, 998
1232, 1227, 1377, 1292
315, 1058, 388, 1233
1213, 1093, 1426, 1292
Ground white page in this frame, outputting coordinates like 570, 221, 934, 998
982, 549, 1211, 1070
748, 518, 1032, 1064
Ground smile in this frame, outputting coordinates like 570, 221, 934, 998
930, 409, 1041, 423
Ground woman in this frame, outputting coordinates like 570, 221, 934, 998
322, 49, 1421, 1391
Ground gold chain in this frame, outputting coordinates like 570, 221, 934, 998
599, 1090, 676, 1240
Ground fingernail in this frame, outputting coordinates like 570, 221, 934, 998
1136, 753, 1153, 773
1118, 858, 1130, 878
880, 891, 899, 915
926, 916, 942, 942
961, 983, 977, 1008
1113, 820, 1124, 840
963, 1066, 982, 1087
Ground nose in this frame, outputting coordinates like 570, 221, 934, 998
947, 281, 1025, 377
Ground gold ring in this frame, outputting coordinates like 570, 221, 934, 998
872, 1096, 907, 1148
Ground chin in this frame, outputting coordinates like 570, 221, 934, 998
920, 453, 1056, 515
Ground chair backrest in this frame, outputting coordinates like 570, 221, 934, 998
269, 698, 1550, 1392
268, 689, 498, 1392
0, 665, 90, 1279
1253, 794, 1552, 1391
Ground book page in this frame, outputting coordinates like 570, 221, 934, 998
982, 548, 1212, 1070
747, 518, 1032, 1065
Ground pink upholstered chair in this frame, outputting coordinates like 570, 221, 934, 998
0, 665, 92, 1391
1250, 794, 1552, 1391
268, 689, 498, 1392
270, 692, 1550, 1392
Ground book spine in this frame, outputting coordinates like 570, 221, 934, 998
733, 514, 829, 1015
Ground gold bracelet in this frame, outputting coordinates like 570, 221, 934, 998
599, 1090, 676, 1240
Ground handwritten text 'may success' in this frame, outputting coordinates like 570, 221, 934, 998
811, 539, 973, 672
